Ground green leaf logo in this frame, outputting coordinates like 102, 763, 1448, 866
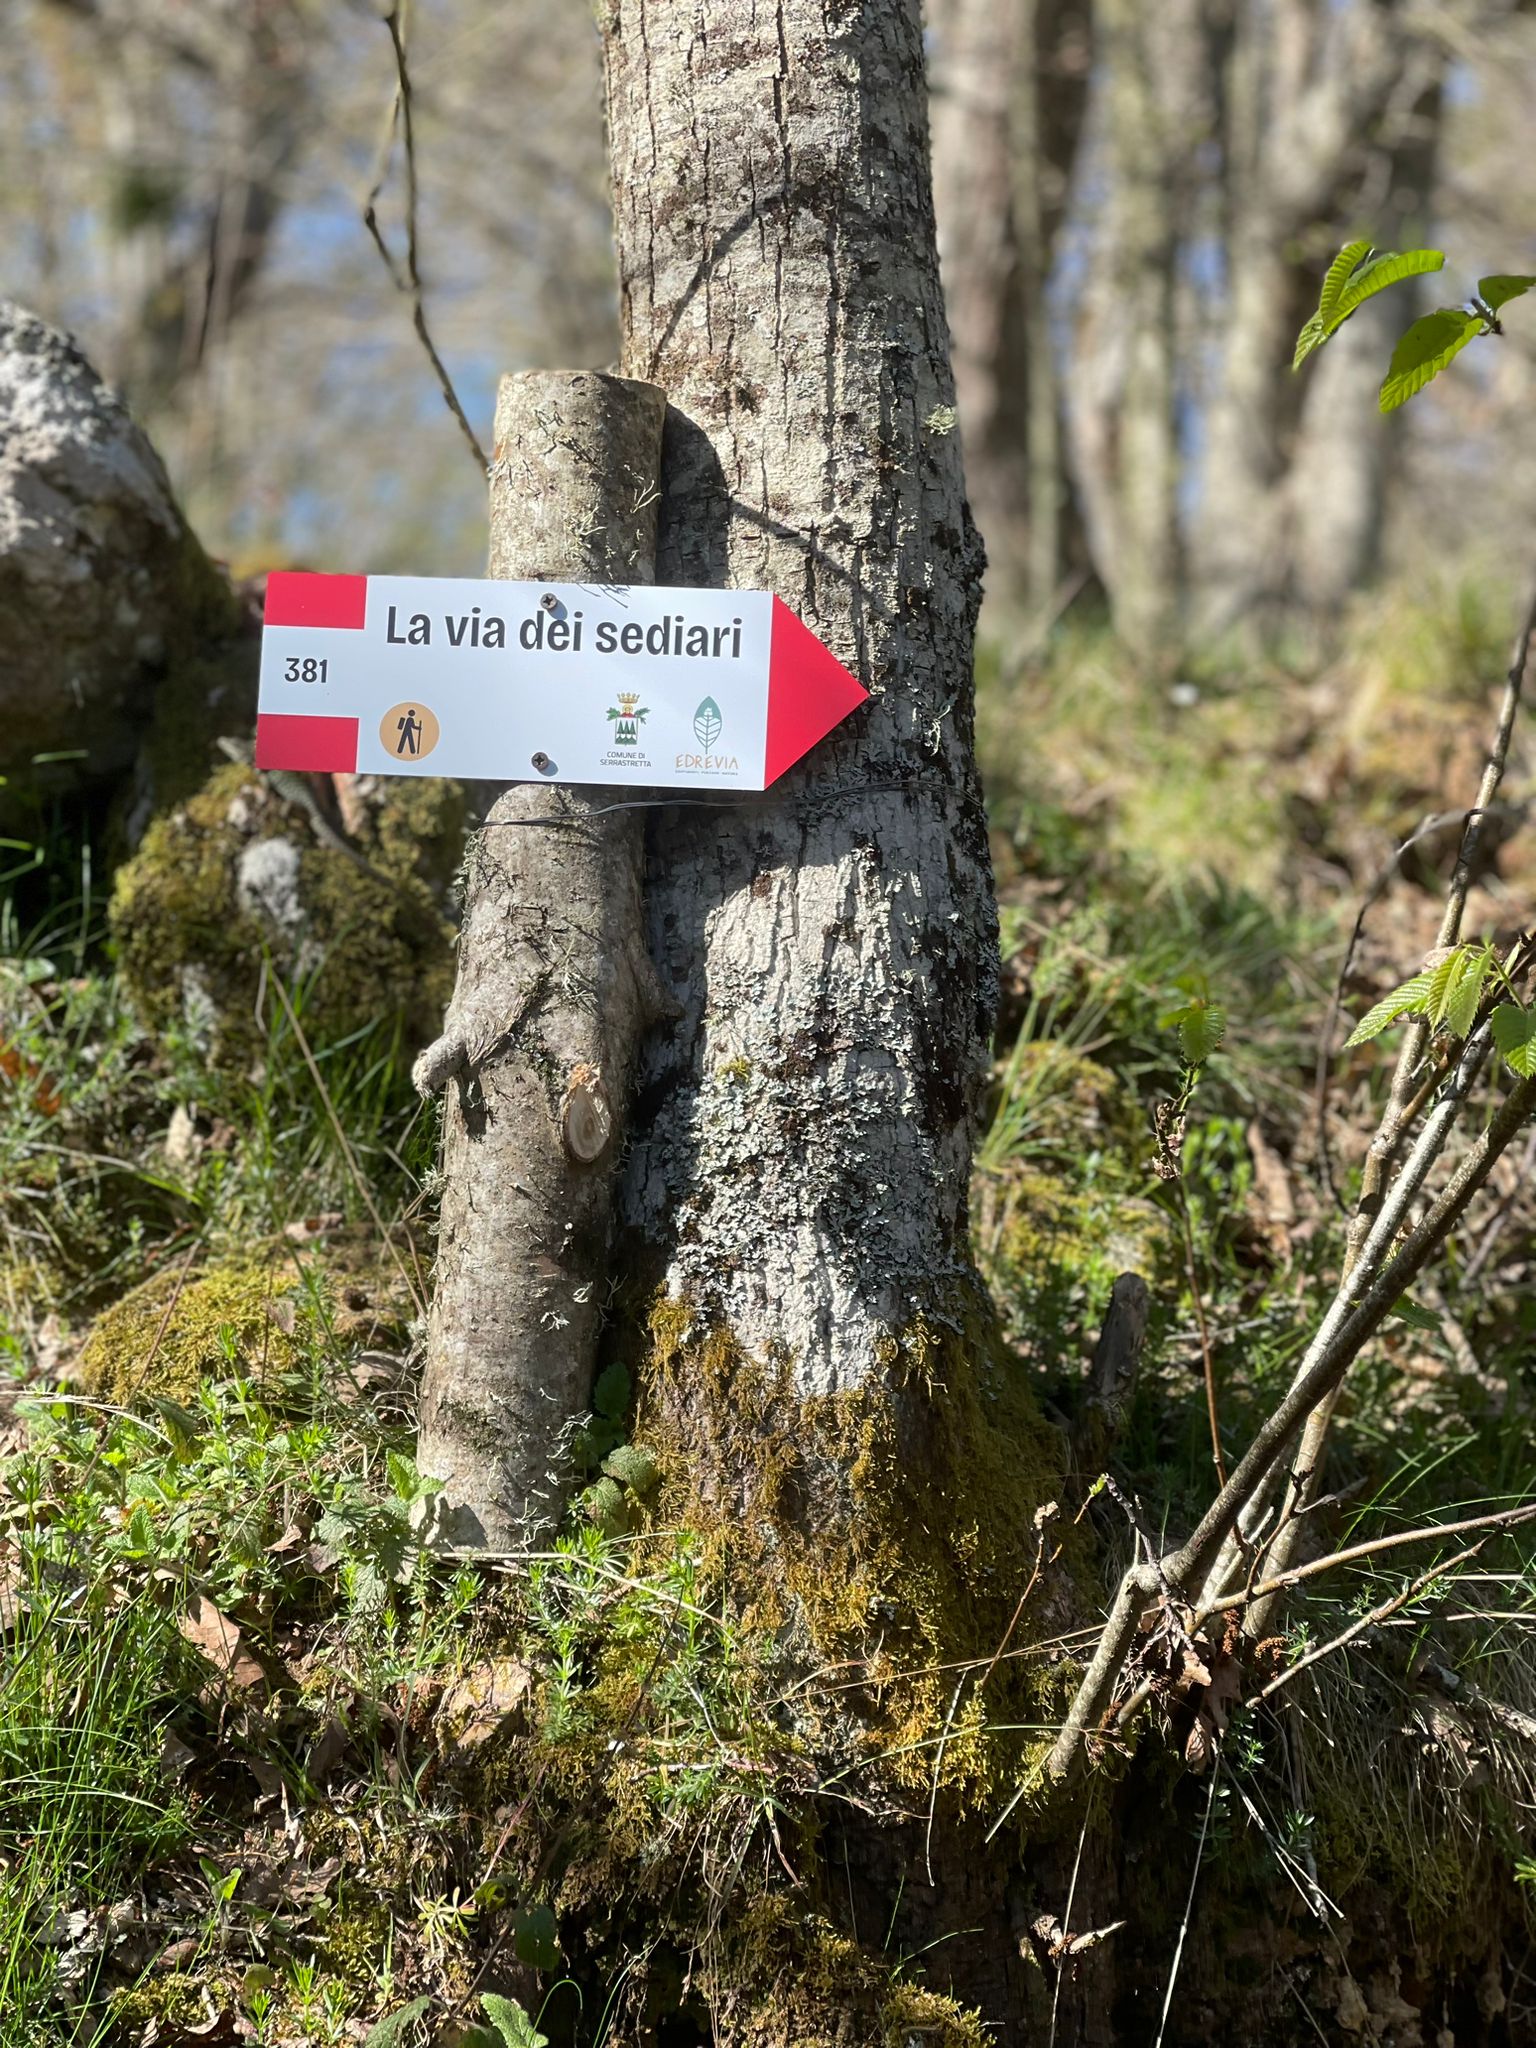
693, 697, 723, 749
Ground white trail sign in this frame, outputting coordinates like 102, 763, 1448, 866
256, 571, 867, 790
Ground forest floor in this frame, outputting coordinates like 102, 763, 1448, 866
4, 572, 1536, 2045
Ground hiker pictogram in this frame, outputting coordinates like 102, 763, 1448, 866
378, 700, 440, 762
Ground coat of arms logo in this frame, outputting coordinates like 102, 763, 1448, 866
606, 692, 648, 746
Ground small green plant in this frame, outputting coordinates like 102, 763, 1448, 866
1295, 237, 1535, 412
1292, 239, 1445, 368
1343, 936, 1536, 1077
478, 1992, 550, 2048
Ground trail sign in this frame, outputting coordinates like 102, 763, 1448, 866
256, 572, 868, 790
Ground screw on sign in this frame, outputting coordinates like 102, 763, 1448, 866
256, 571, 868, 788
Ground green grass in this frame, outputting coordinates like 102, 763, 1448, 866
3, 571, 1536, 2034
0, 1584, 188, 2035
0, 1292, 487, 2043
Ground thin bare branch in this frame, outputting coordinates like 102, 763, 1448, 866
1044, 1059, 1536, 1785
1199, 1498, 1536, 1620
1250, 581, 1536, 1629
363, 2, 489, 475
1256, 1542, 1487, 1703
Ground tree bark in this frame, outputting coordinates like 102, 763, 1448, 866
602, 0, 996, 1397
414, 370, 667, 1548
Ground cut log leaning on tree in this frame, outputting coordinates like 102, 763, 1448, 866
413, 370, 669, 1548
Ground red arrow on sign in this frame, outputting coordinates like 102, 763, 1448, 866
765, 597, 869, 785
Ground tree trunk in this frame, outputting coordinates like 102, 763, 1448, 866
1190, 0, 1430, 638
927, 0, 1028, 593
603, 0, 999, 1395
596, 2, 1070, 2027
414, 370, 668, 1547
1287, 70, 1445, 618
1062, 0, 1205, 645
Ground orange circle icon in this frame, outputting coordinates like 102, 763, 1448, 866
380, 701, 440, 762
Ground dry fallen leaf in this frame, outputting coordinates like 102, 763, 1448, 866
158, 1730, 197, 1782
1184, 1648, 1243, 1773
0, 1555, 25, 1632
439, 1656, 534, 1750
177, 1595, 267, 1693
303, 1715, 349, 1784
282, 1212, 343, 1242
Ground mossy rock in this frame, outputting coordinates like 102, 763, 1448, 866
703, 1907, 990, 2047
76, 1236, 416, 1404
979, 1157, 1174, 1373
77, 1259, 304, 1404
109, 759, 460, 1069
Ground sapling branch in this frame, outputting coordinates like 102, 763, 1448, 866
1254, 1541, 1487, 1704
1044, 1063, 1536, 1784
1244, 582, 1536, 1632
1198, 1499, 1536, 1621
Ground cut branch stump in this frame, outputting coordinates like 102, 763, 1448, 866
413, 369, 667, 1547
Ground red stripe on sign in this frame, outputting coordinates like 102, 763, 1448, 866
255, 714, 360, 774
263, 571, 368, 631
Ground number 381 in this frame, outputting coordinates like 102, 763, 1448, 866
284, 656, 328, 683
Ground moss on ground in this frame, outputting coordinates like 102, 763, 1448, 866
106, 1971, 211, 2031
109, 760, 458, 1070
705, 1906, 990, 2047
76, 1235, 415, 1405
77, 1259, 303, 1404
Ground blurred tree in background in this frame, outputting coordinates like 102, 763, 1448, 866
2, 0, 1534, 638
0, 0, 616, 574
926, 0, 1536, 645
